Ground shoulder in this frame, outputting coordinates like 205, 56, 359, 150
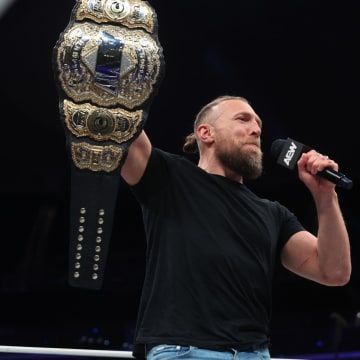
149, 147, 197, 170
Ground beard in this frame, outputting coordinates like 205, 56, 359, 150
215, 141, 263, 180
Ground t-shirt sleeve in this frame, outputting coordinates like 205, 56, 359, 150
129, 147, 170, 204
276, 201, 306, 251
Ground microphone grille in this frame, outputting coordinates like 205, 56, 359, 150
270, 139, 286, 159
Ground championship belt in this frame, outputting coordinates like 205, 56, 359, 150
53, 0, 165, 289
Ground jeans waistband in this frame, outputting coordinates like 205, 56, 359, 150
146, 342, 269, 354
232, 343, 269, 352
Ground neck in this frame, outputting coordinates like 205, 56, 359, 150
198, 155, 243, 183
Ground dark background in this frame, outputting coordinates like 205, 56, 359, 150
0, 0, 359, 358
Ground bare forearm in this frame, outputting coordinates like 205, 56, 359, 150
314, 191, 351, 285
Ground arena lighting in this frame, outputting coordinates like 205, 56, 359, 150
0, 0, 16, 17
0, 346, 305, 359
355, 311, 360, 327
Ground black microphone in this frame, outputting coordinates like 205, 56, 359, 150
271, 137, 353, 190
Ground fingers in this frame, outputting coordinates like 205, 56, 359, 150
301, 150, 338, 174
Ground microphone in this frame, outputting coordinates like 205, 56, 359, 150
271, 138, 353, 190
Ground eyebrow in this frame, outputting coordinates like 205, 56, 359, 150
233, 111, 263, 127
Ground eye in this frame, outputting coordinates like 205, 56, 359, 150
236, 115, 247, 121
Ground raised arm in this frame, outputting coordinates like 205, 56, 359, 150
121, 130, 152, 186
281, 150, 352, 286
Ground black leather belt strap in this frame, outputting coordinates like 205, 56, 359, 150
68, 165, 120, 289
53, 0, 165, 289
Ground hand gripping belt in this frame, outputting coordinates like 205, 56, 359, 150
53, 0, 165, 289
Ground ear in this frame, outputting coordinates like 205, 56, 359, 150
196, 124, 214, 144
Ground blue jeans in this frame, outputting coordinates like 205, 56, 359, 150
146, 344, 271, 360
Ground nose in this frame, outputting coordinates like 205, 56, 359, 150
250, 120, 262, 136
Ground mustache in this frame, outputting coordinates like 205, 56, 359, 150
242, 141, 261, 149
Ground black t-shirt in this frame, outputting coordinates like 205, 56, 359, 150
130, 147, 305, 358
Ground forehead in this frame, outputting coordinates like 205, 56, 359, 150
214, 99, 261, 121
216, 99, 253, 113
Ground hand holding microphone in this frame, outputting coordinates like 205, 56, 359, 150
271, 138, 353, 190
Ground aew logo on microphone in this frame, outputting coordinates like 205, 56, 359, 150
272, 137, 353, 189
283, 141, 297, 167
279, 138, 305, 170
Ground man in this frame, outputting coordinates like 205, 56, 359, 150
120, 95, 351, 360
